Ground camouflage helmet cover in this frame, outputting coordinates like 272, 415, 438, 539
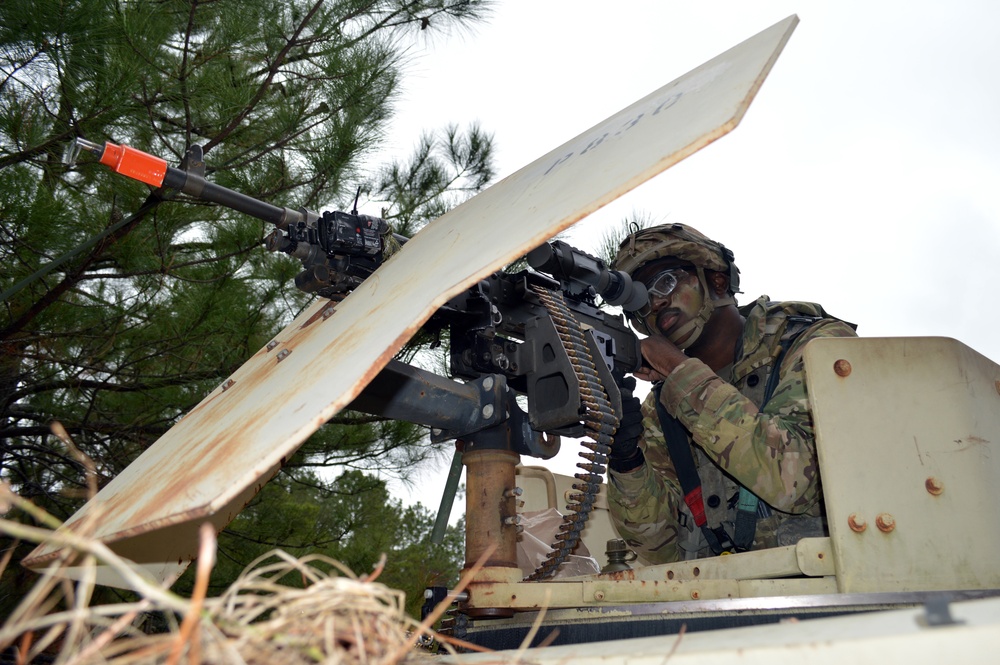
613, 222, 741, 294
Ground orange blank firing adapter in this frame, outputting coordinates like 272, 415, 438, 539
97, 142, 168, 188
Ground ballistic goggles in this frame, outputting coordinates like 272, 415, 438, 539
643, 266, 692, 300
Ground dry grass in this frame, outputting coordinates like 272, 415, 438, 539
0, 479, 485, 665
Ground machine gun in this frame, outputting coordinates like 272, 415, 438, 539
69, 138, 650, 579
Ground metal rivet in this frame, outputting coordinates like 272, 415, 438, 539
594, 590, 605, 601
266, 340, 279, 351
482, 376, 494, 391
834, 359, 852, 377
925, 477, 944, 496
221, 379, 235, 392
876, 513, 896, 533
482, 404, 494, 419
690, 590, 700, 600
848, 513, 867, 533
322, 306, 335, 319
276, 349, 291, 363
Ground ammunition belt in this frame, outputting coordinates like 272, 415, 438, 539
526, 286, 618, 581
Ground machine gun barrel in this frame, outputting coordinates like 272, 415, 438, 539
71, 138, 315, 230
70, 137, 400, 298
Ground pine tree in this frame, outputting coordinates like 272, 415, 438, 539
1, 0, 493, 605
196, 469, 464, 619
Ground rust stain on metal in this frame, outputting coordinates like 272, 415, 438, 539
43, 323, 327, 545
82, 458, 233, 540
690, 590, 701, 600
299, 302, 337, 329
29, 301, 414, 566
875, 513, 896, 533
925, 477, 944, 496
950, 435, 991, 452
833, 359, 852, 377
602, 569, 636, 581
995, 380, 1000, 396
848, 513, 867, 533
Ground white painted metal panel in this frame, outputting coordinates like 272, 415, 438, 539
25, 16, 799, 582
516, 466, 622, 567
804, 337, 1000, 593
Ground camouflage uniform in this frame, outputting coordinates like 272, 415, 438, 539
607, 296, 858, 563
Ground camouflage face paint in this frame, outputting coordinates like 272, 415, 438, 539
644, 271, 706, 343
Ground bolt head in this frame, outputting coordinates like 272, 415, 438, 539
876, 513, 896, 533
925, 477, 944, 496
834, 359, 852, 377
848, 513, 867, 533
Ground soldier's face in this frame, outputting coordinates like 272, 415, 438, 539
635, 261, 704, 339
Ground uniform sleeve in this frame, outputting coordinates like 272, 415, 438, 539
606, 391, 684, 564
659, 319, 856, 515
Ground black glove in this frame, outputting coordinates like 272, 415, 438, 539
609, 391, 645, 473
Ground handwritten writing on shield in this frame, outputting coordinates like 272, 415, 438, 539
543, 62, 733, 177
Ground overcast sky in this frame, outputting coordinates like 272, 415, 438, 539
379, 1, 1000, 503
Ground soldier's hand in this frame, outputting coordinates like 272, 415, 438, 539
634, 335, 688, 382
609, 393, 645, 474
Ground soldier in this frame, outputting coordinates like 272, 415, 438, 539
607, 223, 857, 562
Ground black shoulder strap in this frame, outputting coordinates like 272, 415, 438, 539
653, 384, 735, 554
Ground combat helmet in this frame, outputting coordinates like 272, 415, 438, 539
613, 223, 740, 346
